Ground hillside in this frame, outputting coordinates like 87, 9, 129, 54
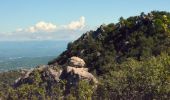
49, 11, 170, 75
1, 11, 170, 99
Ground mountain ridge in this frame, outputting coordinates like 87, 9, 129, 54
49, 11, 170, 75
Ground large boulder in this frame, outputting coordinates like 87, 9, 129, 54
65, 66, 98, 85
69, 56, 85, 68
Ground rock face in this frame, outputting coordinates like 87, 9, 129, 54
14, 56, 98, 87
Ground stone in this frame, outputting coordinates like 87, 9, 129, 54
96, 52, 101, 57
36, 65, 47, 72
100, 24, 106, 32
23, 69, 34, 78
69, 56, 85, 68
65, 66, 98, 84
48, 68, 62, 82
20, 69, 30, 75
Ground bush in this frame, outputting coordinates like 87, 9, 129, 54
96, 53, 170, 99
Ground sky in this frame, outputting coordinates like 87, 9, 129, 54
0, 0, 170, 41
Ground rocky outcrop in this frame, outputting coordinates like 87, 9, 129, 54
14, 56, 98, 88
66, 56, 98, 85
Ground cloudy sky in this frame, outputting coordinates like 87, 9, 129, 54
0, 0, 170, 41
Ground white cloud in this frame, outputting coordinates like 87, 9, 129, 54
26, 21, 57, 33
18, 16, 85, 33
66, 16, 85, 30
16, 28, 23, 32
0, 16, 88, 41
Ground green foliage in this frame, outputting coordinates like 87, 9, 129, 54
7, 84, 46, 100
0, 70, 21, 85
96, 53, 170, 99
67, 80, 94, 100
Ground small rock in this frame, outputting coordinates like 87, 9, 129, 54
96, 52, 101, 57
36, 65, 47, 72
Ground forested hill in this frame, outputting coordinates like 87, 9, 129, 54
1, 11, 170, 99
49, 11, 170, 75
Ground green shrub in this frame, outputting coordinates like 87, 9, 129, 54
97, 53, 170, 99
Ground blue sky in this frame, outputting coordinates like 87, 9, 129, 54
0, 0, 170, 41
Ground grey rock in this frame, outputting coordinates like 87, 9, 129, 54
65, 66, 98, 84
69, 56, 85, 68
48, 68, 62, 82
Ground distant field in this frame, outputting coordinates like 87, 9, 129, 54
0, 41, 69, 72
0, 56, 56, 72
